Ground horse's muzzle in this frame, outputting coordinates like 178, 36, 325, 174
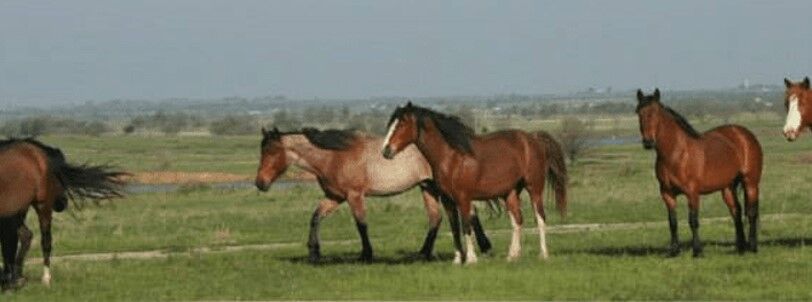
642, 139, 655, 150
382, 146, 394, 159
255, 179, 270, 192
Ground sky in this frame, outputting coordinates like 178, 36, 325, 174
1, 0, 812, 105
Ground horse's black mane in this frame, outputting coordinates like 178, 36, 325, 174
264, 128, 359, 151
387, 104, 475, 154
637, 100, 701, 139
663, 107, 701, 138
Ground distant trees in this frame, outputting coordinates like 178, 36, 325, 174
557, 117, 594, 164
1, 116, 110, 137
209, 115, 257, 135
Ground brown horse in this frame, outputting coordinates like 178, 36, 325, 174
635, 89, 763, 257
783, 77, 812, 141
381, 102, 568, 264
0, 138, 126, 290
254, 127, 492, 263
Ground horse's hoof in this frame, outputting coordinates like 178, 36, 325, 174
359, 252, 373, 263
666, 248, 681, 258
452, 251, 463, 265
308, 254, 321, 264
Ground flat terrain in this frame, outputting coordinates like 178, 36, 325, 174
4, 116, 812, 300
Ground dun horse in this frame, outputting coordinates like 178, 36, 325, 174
783, 77, 812, 141
254, 127, 492, 263
635, 89, 763, 257
0, 138, 126, 290
381, 102, 568, 264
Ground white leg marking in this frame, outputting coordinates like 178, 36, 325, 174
465, 234, 478, 264
453, 250, 462, 265
382, 119, 399, 150
507, 213, 522, 261
42, 265, 51, 287
784, 95, 802, 140
535, 211, 549, 259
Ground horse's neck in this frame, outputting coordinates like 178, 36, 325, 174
654, 112, 695, 162
415, 120, 462, 177
282, 135, 331, 175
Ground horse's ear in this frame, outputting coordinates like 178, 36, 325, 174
785, 78, 793, 88
261, 127, 268, 136
803, 77, 810, 89
636, 89, 644, 102
406, 100, 413, 108
653, 88, 660, 101
272, 127, 280, 134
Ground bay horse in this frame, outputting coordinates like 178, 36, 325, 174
783, 77, 811, 141
381, 102, 568, 264
0, 138, 126, 290
635, 89, 763, 257
254, 127, 492, 263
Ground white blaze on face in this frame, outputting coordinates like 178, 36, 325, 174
784, 95, 802, 140
382, 119, 399, 150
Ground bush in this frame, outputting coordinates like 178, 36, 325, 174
209, 115, 257, 135
557, 117, 594, 164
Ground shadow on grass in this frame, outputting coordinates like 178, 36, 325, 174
278, 250, 461, 266
561, 237, 810, 257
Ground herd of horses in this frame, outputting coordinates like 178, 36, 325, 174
0, 77, 810, 291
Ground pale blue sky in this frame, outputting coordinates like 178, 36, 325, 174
1, 0, 811, 105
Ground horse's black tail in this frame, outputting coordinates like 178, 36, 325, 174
54, 162, 129, 208
534, 130, 568, 217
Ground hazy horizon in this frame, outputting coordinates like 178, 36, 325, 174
2, 0, 811, 106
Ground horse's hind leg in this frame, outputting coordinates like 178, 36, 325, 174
686, 193, 703, 257
721, 186, 746, 253
347, 192, 373, 262
743, 181, 760, 253
528, 187, 549, 260
0, 214, 22, 291
307, 198, 342, 263
35, 208, 53, 287
470, 208, 492, 254
15, 220, 33, 285
505, 190, 523, 261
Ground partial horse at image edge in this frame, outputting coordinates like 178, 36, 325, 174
0, 137, 128, 291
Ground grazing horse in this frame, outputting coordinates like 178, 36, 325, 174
254, 127, 492, 263
783, 77, 812, 141
635, 89, 763, 257
381, 102, 568, 264
0, 138, 126, 290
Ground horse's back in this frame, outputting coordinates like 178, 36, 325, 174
707, 125, 763, 179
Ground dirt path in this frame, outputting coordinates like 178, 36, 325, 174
27, 213, 806, 264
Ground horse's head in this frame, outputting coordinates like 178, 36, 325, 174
255, 127, 289, 192
783, 77, 811, 141
382, 101, 420, 159
635, 88, 663, 150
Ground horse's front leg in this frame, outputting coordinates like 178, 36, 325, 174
660, 191, 680, 257
457, 198, 478, 264
307, 199, 342, 263
347, 192, 373, 262
439, 197, 464, 264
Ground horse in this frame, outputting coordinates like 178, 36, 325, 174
381, 102, 568, 264
783, 77, 812, 141
254, 127, 493, 263
0, 138, 126, 290
635, 89, 763, 257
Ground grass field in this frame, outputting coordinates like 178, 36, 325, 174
4, 117, 812, 300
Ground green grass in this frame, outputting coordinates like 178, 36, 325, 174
5, 118, 812, 300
